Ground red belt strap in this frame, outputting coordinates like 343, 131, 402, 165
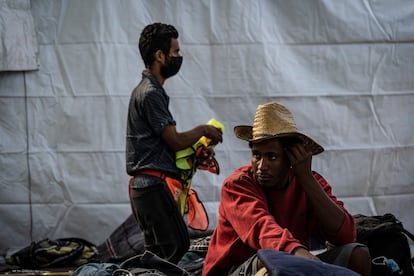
136, 170, 167, 180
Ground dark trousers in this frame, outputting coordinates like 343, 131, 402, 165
129, 182, 190, 264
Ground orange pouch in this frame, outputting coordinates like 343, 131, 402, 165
186, 189, 209, 231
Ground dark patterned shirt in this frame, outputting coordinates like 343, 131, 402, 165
126, 70, 180, 186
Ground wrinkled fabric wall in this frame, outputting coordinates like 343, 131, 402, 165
0, 0, 413, 252
0, 0, 39, 71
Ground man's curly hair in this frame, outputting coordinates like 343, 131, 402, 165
139, 23, 179, 67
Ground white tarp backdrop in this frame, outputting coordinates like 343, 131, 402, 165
0, 0, 413, 252
0, 0, 38, 71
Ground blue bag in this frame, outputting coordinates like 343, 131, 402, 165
257, 249, 359, 276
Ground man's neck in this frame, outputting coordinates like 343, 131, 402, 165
146, 66, 165, 86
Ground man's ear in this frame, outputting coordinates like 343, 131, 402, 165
154, 49, 165, 63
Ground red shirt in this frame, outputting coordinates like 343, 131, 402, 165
202, 165, 356, 276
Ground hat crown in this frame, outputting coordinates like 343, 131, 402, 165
252, 102, 298, 139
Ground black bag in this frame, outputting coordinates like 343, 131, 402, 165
6, 237, 98, 269
354, 213, 414, 276
96, 214, 212, 263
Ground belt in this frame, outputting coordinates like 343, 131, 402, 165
134, 170, 180, 181
135, 170, 168, 180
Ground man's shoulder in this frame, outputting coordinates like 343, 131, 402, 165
131, 78, 164, 103
311, 170, 326, 180
224, 165, 254, 184
231, 164, 251, 176
310, 171, 331, 188
135, 76, 157, 93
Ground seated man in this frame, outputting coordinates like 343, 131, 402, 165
202, 102, 371, 276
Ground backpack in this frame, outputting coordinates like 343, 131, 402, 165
354, 213, 414, 276
6, 237, 98, 268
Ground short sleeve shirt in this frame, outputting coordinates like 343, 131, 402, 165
125, 70, 180, 183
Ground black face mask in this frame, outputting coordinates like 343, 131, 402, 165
160, 55, 183, 79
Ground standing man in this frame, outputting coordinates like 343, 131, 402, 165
126, 22, 223, 264
202, 102, 371, 276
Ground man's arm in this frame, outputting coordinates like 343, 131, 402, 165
161, 124, 222, 152
285, 143, 345, 235
292, 247, 321, 261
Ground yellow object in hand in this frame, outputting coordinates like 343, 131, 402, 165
200, 118, 225, 147
176, 118, 224, 170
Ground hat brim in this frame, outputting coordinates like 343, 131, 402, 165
234, 125, 324, 155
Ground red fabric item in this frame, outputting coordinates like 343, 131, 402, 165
186, 189, 209, 231
202, 165, 356, 276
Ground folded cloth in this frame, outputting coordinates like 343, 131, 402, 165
257, 249, 359, 276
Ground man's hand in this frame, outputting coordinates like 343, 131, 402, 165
292, 247, 320, 262
203, 125, 223, 146
284, 142, 313, 178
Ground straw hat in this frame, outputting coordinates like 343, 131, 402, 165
234, 102, 324, 155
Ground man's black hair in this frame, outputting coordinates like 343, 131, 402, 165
138, 23, 179, 67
